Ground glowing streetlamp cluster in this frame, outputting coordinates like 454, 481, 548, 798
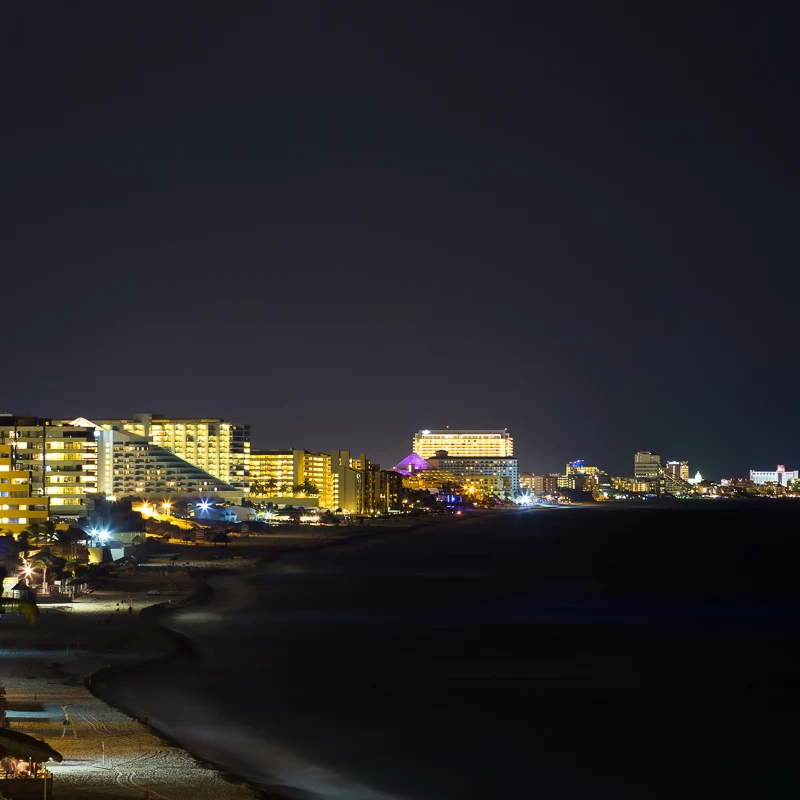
133, 499, 176, 520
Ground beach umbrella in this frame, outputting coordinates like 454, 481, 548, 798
0, 729, 63, 762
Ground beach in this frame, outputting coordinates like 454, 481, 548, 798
0, 520, 454, 799
0, 567, 265, 799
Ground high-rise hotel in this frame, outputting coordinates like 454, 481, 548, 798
87, 414, 250, 495
0, 442, 50, 535
250, 449, 401, 514
0, 415, 98, 519
412, 429, 514, 460
407, 429, 519, 493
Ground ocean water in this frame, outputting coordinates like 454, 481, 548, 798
101, 506, 800, 798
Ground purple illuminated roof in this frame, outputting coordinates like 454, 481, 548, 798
392, 453, 434, 476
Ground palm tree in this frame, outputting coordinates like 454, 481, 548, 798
63, 558, 79, 579
26, 554, 51, 592
37, 520, 58, 547
56, 527, 74, 558
22, 522, 42, 549
17, 529, 31, 557
24, 520, 58, 550
292, 480, 320, 497
265, 478, 278, 495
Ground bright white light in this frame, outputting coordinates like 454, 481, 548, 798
422, 429, 431, 435
99, 530, 109, 541
198, 500, 211, 511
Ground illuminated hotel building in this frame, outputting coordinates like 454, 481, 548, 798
518, 472, 550, 494
560, 460, 602, 491
250, 449, 396, 513
250, 450, 296, 496
250, 449, 331, 506
750, 465, 799, 486
612, 476, 653, 493
426, 455, 519, 493
0, 415, 97, 519
0, 443, 50, 535
634, 452, 661, 480
518, 472, 536, 492
413, 430, 514, 459
392, 454, 458, 493
88, 414, 250, 494
565, 460, 600, 477
95, 428, 240, 502
666, 461, 690, 481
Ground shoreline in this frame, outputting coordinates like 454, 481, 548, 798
0, 511, 524, 798
85, 514, 475, 797
0, 585, 257, 799
87, 578, 276, 797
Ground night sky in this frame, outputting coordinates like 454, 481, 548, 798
3, 2, 798, 478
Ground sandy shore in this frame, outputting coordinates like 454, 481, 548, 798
1, 519, 464, 798
1, 591, 258, 799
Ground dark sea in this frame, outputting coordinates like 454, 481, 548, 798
99, 505, 800, 798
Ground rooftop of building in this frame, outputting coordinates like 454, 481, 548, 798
89, 416, 230, 423
251, 447, 327, 454
0, 415, 54, 426
429, 455, 518, 461
415, 429, 511, 435
392, 453, 434, 475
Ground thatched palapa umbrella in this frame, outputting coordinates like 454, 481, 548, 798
0, 729, 63, 763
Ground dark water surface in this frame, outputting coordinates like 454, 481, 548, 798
103, 506, 800, 798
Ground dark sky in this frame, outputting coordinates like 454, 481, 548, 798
3, 1, 798, 479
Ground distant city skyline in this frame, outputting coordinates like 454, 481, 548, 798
1, 408, 790, 483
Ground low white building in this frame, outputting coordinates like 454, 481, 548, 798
750, 465, 798, 486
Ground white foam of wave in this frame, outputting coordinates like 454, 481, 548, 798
157, 722, 412, 800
